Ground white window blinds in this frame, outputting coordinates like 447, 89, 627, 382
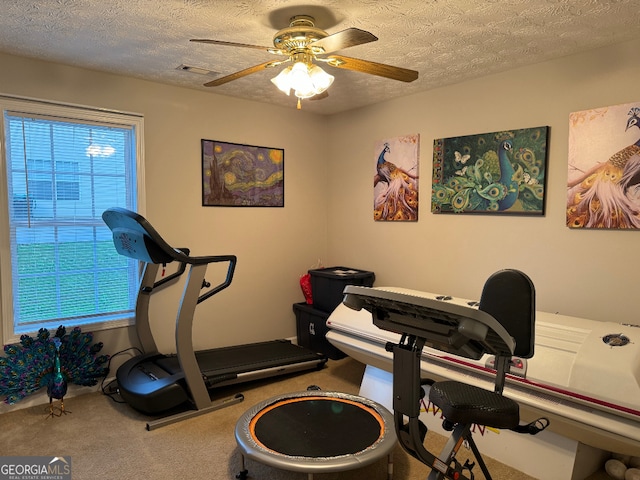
0, 98, 144, 341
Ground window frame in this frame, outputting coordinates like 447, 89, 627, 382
0, 94, 146, 344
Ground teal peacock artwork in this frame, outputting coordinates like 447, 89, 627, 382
0, 326, 109, 415
431, 127, 549, 214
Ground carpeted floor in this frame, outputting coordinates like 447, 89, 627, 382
0, 357, 595, 480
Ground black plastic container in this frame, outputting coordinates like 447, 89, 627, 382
308, 266, 375, 313
293, 302, 345, 360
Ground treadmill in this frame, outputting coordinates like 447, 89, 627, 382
102, 207, 327, 430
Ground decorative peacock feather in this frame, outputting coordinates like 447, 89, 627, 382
0, 325, 109, 406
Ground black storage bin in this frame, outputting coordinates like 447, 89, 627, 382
293, 302, 345, 360
309, 266, 375, 313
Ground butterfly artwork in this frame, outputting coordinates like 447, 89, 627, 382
523, 172, 538, 186
454, 151, 470, 164
432, 127, 549, 214
453, 151, 470, 176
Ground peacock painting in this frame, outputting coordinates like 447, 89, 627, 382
373, 134, 420, 221
0, 326, 109, 415
432, 127, 548, 214
567, 103, 640, 229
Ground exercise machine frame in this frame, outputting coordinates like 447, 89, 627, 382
103, 207, 326, 430
343, 277, 547, 480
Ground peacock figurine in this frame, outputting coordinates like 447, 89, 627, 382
0, 326, 109, 415
47, 337, 68, 417
567, 107, 640, 228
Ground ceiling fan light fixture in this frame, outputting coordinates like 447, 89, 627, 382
308, 64, 334, 91
271, 66, 293, 95
271, 61, 334, 100
289, 61, 316, 98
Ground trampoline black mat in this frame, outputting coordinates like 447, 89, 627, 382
235, 391, 397, 475
251, 396, 384, 457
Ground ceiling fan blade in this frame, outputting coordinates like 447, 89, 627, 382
326, 55, 419, 82
204, 60, 279, 87
309, 91, 329, 101
310, 28, 377, 54
190, 39, 275, 53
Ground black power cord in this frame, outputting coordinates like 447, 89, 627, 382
99, 347, 142, 403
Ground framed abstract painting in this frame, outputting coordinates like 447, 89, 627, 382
432, 127, 549, 215
202, 139, 284, 207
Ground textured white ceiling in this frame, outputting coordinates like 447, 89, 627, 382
1, 0, 640, 115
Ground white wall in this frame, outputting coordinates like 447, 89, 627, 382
0, 52, 330, 360
325, 38, 640, 324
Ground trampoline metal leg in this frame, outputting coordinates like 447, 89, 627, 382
388, 452, 394, 480
236, 454, 248, 480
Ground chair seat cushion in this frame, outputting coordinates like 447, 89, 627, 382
429, 380, 519, 429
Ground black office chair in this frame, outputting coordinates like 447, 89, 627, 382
343, 269, 549, 480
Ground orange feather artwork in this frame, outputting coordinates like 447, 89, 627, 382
373, 134, 420, 222
567, 102, 640, 229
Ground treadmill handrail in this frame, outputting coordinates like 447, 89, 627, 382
197, 255, 236, 304
102, 207, 237, 303
152, 247, 189, 290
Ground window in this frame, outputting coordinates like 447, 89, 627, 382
24, 159, 80, 201
0, 96, 145, 343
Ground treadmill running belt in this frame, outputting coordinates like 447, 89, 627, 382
156, 339, 325, 378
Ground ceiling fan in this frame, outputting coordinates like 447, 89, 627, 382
190, 15, 419, 108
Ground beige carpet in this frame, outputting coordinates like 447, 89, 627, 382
1, 358, 542, 480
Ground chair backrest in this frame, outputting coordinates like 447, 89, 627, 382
478, 269, 535, 359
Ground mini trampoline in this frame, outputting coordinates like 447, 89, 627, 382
235, 390, 397, 479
